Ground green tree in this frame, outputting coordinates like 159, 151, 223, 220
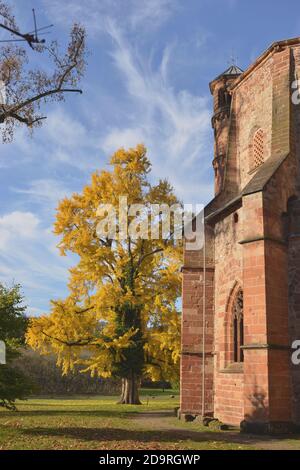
0, 283, 33, 410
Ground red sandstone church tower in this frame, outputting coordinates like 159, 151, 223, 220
180, 37, 300, 433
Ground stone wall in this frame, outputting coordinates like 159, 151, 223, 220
180, 227, 214, 416
213, 207, 244, 425
181, 41, 300, 430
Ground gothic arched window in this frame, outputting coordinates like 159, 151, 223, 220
233, 289, 244, 363
252, 128, 265, 169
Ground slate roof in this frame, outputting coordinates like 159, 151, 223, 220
221, 64, 244, 76
212, 64, 244, 83
242, 153, 289, 196
204, 153, 290, 224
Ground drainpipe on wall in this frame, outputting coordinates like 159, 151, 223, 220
202, 228, 206, 418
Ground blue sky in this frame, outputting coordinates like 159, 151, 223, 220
0, 0, 299, 316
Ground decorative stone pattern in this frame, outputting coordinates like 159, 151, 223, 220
253, 128, 265, 169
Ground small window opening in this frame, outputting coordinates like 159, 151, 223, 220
233, 290, 244, 363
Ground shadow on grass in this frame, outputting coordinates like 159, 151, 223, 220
16, 423, 299, 447
19, 426, 247, 444
2, 408, 299, 448
0, 407, 175, 419
0, 409, 137, 418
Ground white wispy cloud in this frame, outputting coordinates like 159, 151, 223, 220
12, 179, 73, 206
24, 15, 213, 202
42, 0, 178, 35
1, 0, 215, 316
9, 106, 104, 172
0, 211, 72, 315
0, 212, 40, 250
38, 1, 212, 203
102, 19, 212, 202
129, 0, 177, 30
102, 127, 146, 154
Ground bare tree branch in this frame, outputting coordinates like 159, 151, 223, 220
7, 111, 46, 126
0, 4, 86, 142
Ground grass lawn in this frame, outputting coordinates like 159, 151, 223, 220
0, 389, 299, 450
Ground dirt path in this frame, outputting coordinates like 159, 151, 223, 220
131, 410, 300, 450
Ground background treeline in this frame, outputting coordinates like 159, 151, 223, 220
13, 349, 121, 396
0, 282, 174, 403
13, 349, 174, 396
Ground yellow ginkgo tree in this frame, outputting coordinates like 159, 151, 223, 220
27, 144, 182, 404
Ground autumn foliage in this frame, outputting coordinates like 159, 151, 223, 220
27, 145, 181, 404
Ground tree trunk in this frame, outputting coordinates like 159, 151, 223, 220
118, 372, 141, 404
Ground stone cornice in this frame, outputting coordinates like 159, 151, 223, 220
241, 343, 290, 351
239, 236, 287, 246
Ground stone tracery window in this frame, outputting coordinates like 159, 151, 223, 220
252, 128, 265, 169
233, 289, 244, 363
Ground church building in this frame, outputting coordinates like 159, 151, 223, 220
180, 37, 300, 433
